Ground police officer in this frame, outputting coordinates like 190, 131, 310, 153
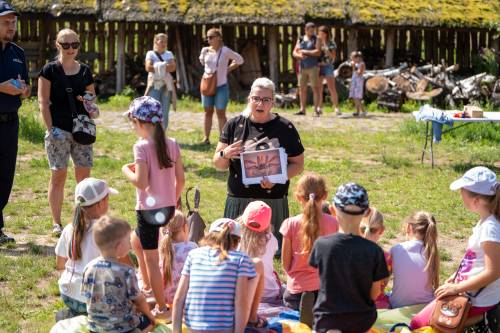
0, 1, 30, 244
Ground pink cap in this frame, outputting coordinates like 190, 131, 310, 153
242, 201, 272, 233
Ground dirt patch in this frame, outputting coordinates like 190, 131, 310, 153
98, 110, 411, 133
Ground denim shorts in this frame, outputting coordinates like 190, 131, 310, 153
44, 127, 93, 170
201, 84, 229, 110
319, 64, 334, 77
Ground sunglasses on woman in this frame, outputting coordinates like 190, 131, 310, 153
58, 42, 80, 50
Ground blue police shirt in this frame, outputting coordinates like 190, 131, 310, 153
0, 42, 29, 113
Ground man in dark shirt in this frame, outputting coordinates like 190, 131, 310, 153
0, 1, 30, 244
309, 183, 389, 333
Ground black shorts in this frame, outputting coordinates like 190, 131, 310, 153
135, 206, 175, 250
313, 311, 377, 333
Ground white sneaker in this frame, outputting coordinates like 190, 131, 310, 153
335, 108, 342, 116
52, 224, 63, 237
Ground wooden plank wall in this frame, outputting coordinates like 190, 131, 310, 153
15, 14, 497, 94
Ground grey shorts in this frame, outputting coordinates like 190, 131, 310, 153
44, 128, 93, 170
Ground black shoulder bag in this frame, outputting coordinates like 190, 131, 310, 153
56, 62, 96, 145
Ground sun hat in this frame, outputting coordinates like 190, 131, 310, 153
450, 166, 498, 196
333, 183, 369, 215
0, 1, 19, 17
123, 96, 163, 124
209, 218, 241, 237
75, 178, 118, 207
241, 201, 271, 233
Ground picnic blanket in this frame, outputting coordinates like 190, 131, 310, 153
50, 304, 427, 333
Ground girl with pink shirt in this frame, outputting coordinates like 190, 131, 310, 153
122, 96, 185, 319
280, 173, 339, 310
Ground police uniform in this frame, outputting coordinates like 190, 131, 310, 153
0, 1, 28, 242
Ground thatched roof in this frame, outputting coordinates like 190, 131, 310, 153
11, 0, 500, 29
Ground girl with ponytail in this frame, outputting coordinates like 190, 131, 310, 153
360, 208, 393, 309
411, 166, 500, 329
158, 210, 197, 304
279, 173, 339, 310
172, 218, 260, 333
389, 211, 439, 309
122, 96, 185, 320
55, 178, 117, 317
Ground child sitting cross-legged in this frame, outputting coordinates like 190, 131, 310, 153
172, 218, 260, 333
360, 208, 393, 309
82, 216, 155, 333
309, 183, 389, 333
55, 178, 118, 320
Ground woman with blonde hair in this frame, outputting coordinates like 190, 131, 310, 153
213, 77, 305, 251
199, 28, 243, 144
145, 33, 176, 129
38, 28, 95, 236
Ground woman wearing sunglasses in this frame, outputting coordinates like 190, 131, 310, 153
199, 28, 244, 145
213, 77, 305, 253
38, 28, 95, 236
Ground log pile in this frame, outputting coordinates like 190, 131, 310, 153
361, 62, 499, 111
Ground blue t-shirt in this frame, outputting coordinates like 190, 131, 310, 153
299, 35, 319, 69
182, 246, 257, 331
0, 42, 29, 113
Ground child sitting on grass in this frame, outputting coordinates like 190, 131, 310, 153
239, 200, 279, 321
390, 211, 439, 309
82, 216, 155, 333
55, 178, 118, 320
159, 210, 197, 305
360, 208, 392, 309
172, 218, 260, 333
309, 183, 389, 333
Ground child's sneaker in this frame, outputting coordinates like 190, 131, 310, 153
52, 224, 63, 237
335, 108, 342, 116
314, 108, 322, 117
352, 112, 360, 117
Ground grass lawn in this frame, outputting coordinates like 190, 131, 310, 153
0, 96, 499, 332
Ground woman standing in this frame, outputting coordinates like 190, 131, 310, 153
199, 28, 244, 144
38, 28, 95, 236
144, 33, 176, 130
213, 77, 305, 251
317, 26, 340, 116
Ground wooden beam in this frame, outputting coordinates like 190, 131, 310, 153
347, 27, 358, 55
175, 26, 189, 94
116, 22, 126, 93
385, 28, 396, 67
267, 25, 279, 86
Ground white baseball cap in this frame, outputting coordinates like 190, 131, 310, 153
209, 218, 241, 237
75, 178, 118, 207
450, 166, 498, 196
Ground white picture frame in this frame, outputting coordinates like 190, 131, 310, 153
240, 147, 288, 185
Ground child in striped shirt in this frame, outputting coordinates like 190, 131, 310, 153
172, 218, 259, 333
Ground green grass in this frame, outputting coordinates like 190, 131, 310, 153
1, 97, 499, 332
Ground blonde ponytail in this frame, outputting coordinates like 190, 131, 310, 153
160, 210, 186, 286
405, 211, 440, 290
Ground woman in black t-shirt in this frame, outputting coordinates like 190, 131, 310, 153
38, 28, 95, 236
213, 77, 305, 250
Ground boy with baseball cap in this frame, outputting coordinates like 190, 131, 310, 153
309, 183, 389, 333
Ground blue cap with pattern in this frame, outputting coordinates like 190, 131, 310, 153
333, 183, 369, 215
125, 96, 163, 124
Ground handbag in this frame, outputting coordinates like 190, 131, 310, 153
430, 258, 484, 333
200, 48, 223, 97
56, 62, 96, 145
185, 186, 206, 244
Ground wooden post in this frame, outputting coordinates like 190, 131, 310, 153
175, 26, 189, 94
116, 22, 126, 93
267, 25, 279, 87
385, 28, 396, 67
347, 27, 358, 55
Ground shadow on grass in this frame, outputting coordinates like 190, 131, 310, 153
180, 142, 214, 153
0, 241, 54, 257
452, 163, 500, 174
194, 166, 227, 181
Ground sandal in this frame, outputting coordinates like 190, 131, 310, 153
247, 316, 268, 328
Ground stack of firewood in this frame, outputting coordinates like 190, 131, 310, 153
337, 61, 499, 111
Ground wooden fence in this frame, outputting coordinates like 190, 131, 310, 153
16, 14, 499, 95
